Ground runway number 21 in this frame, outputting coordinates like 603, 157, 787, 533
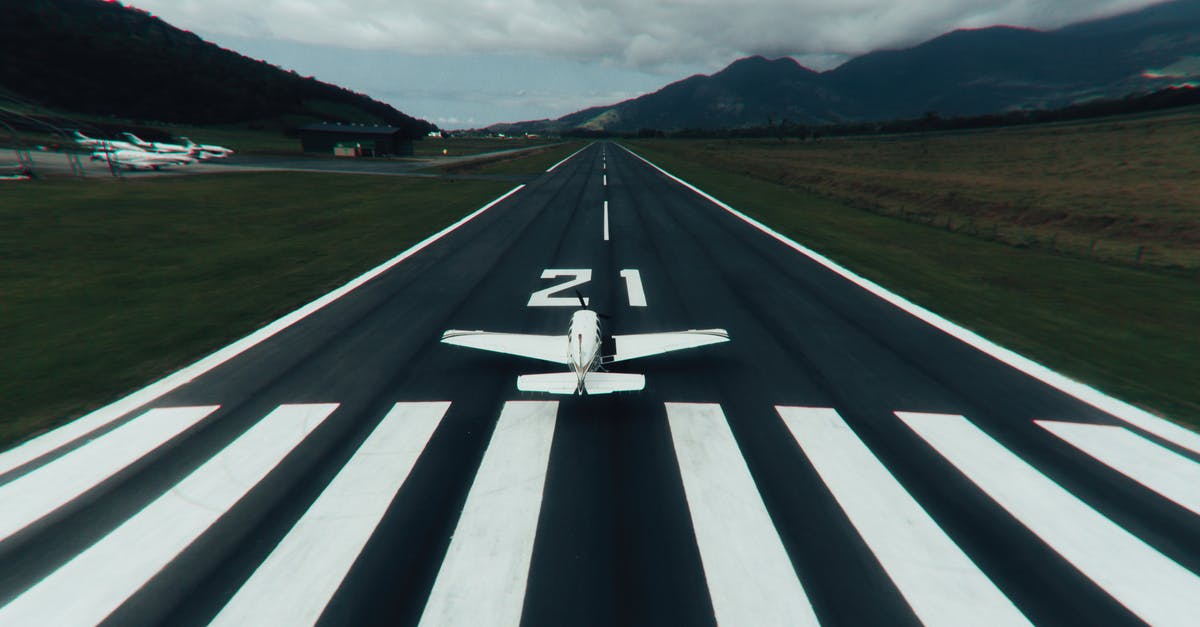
528, 268, 647, 308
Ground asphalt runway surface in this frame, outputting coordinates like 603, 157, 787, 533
2, 142, 1199, 626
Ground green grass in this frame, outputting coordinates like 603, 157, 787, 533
625, 139, 1200, 429
414, 136, 555, 158
0, 173, 513, 447
434, 141, 586, 176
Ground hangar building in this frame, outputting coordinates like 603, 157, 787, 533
298, 123, 415, 157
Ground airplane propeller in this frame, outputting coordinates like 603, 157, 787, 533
576, 290, 611, 319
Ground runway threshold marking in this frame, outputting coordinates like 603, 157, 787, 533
0, 185, 524, 479
0, 405, 220, 544
620, 145, 1200, 457
212, 402, 449, 626
778, 407, 1029, 627
0, 403, 339, 625
898, 411, 1200, 626
418, 401, 558, 627
603, 200, 610, 241
1037, 420, 1200, 517
666, 403, 819, 626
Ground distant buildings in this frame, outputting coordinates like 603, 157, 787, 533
298, 123, 415, 157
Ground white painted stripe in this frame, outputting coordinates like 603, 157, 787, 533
603, 174, 607, 186
1038, 420, 1200, 517
666, 403, 818, 626
620, 144, 1200, 453
0, 403, 339, 625
213, 402, 449, 626
778, 407, 1029, 626
419, 401, 558, 627
0, 186, 523, 478
898, 411, 1200, 626
619, 269, 647, 307
544, 142, 593, 173
0, 405, 220, 544
603, 200, 610, 241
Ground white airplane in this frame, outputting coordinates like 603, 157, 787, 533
72, 131, 139, 152
441, 293, 729, 394
121, 133, 191, 154
180, 137, 234, 159
90, 148, 196, 170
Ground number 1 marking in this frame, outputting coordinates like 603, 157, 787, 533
620, 269, 647, 307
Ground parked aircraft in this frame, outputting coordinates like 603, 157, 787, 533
72, 131, 139, 152
90, 148, 196, 170
180, 137, 234, 159
120, 133, 191, 154
441, 292, 729, 394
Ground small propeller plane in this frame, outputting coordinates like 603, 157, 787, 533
441, 292, 729, 394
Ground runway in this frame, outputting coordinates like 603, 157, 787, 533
1, 142, 1198, 626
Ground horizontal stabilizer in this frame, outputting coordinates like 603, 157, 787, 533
442, 330, 569, 364
518, 372, 645, 395
610, 329, 729, 363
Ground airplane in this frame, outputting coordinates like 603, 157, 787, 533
90, 148, 196, 170
180, 137, 234, 159
72, 131, 140, 152
121, 133, 191, 154
441, 292, 729, 394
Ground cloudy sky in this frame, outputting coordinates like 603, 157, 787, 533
125, 0, 1165, 128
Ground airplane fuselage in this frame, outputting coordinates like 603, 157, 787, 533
567, 310, 602, 391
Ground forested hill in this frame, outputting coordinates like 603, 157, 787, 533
0, 0, 434, 137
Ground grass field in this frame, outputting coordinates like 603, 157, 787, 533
661, 108, 1200, 272
0, 172, 513, 447
625, 133, 1200, 429
431, 140, 586, 175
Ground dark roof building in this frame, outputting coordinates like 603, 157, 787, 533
298, 123, 415, 157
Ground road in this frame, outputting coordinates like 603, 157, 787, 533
1, 142, 1199, 626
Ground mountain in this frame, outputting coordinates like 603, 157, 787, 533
0, 0, 434, 136
498, 0, 1200, 133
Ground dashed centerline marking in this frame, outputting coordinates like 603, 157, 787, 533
603, 200, 610, 241
779, 407, 1029, 626
419, 401, 559, 627
898, 411, 1200, 626
213, 402, 449, 626
666, 403, 819, 626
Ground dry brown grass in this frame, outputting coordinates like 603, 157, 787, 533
672, 109, 1200, 271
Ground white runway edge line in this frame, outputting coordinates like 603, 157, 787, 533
666, 403, 819, 627
0, 185, 524, 479
213, 402, 450, 626
544, 142, 594, 173
778, 407, 1029, 627
0, 403, 339, 625
419, 401, 558, 627
0, 405, 219, 544
1037, 420, 1200, 517
620, 145, 1200, 455
898, 411, 1200, 626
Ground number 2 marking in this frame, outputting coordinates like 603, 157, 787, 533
528, 269, 592, 307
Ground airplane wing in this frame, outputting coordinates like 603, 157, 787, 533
608, 329, 730, 363
441, 330, 569, 364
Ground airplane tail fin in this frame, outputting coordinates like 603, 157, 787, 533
517, 372, 644, 395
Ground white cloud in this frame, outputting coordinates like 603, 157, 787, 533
127, 0, 1168, 71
